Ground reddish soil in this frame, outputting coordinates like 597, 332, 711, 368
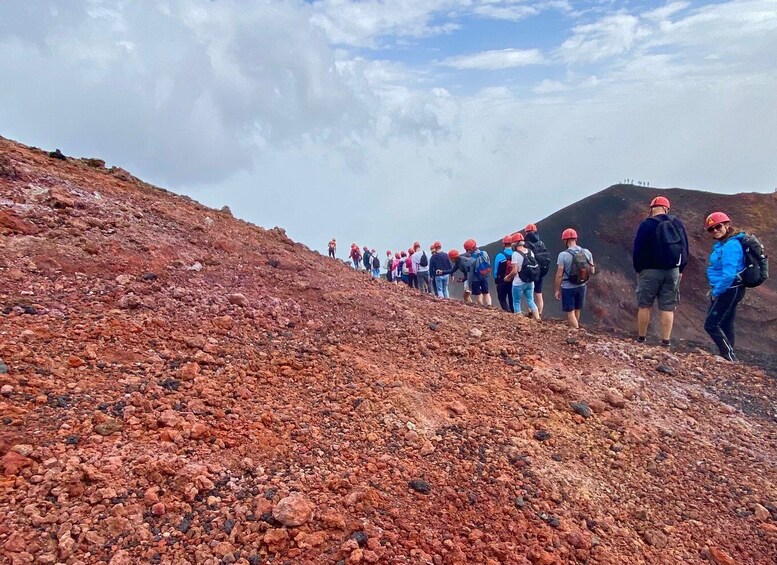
2, 137, 777, 564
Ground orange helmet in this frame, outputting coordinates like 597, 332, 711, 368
705, 212, 731, 229
650, 196, 670, 209
562, 228, 578, 240
501, 235, 511, 245
510, 232, 524, 244
463, 239, 477, 251
524, 223, 538, 233
448, 249, 460, 261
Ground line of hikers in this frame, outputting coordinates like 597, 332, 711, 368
330, 195, 768, 362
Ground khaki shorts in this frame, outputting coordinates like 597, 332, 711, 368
636, 268, 680, 311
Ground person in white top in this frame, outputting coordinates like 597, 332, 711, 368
507, 232, 541, 321
411, 242, 431, 293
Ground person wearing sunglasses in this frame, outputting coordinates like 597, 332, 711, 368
704, 212, 746, 362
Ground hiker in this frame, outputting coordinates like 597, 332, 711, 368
328, 239, 337, 258
437, 248, 474, 303
412, 242, 431, 293
554, 228, 595, 329
384, 251, 394, 283
370, 249, 381, 278
429, 244, 438, 295
703, 212, 746, 362
349, 244, 362, 269
405, 247, 418, 288
464, 239, 492, 307
429, 241, 453, 298
392, 252, 402, 284
632, 196, 689, 346
523, 224, 551, 316
362, 246, 372, 271
493, 235, 514, 312
399, 251, 409, 285
507, 232, 541, 320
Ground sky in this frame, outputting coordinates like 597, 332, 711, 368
1, 0, 776, 257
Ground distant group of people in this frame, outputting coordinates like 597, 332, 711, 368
329, 195, 767, 362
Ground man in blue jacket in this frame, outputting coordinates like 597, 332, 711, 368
632, 196, 689, 346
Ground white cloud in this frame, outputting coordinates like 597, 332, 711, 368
533, 79, 569, 94
440, 48, 545, 69
559, 14, 650, 63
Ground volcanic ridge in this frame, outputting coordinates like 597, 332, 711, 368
1, 136, 776, 564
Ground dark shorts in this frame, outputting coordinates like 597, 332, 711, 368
636, 268, 680, 311
534, 275, 545, 294
561, 286, 586, 312
471, 279, 489, 296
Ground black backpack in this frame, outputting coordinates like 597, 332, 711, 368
526, 240, 551, 277
516, 250, 541, 283
739, 233, 769, 288
655, 216, 683, 267
386, 264, 393, 282
363, 251, 371, 268
372, 255, 380, 269
420, 251, 428, 268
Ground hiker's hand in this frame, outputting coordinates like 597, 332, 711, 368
554, 290, 561, 300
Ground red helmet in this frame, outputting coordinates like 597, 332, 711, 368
705, 212, 731, 229
524, 223, 538, 233
407, 247, 414, 255
386, 250, 391, 256
650, 196, 670, 209
433, 241, 441, 248
448, 249, 460, 261
510, 232, 524, 244
413, 241, 421, 248
394, 252, 400, 258
501, 235, 511, 245
562, 228, 578, 240
401, 251, 407, 257
363, 246, 368, 251
351, 243, 356, 248
463, 239, 477, 251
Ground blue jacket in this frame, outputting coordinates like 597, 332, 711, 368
493, 248, 514, 282
632, 214, 689, 273
707, 233, 745, 298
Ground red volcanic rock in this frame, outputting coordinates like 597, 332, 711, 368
273, 493, 314, 527
1, 136, 776, 564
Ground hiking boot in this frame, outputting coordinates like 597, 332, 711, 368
661, 339, 671, 348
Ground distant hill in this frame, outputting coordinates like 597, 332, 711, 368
480, 184, 777, 355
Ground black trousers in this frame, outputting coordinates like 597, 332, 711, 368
496, 281, 514, 312
704, 285, 745, 361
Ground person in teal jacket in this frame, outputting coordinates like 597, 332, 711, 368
703, 212, 746, 361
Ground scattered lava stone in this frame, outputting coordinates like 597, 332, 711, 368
264, 487, 277, 500
570, 402, 592, 419
350, 531, 368, 548
534, 429, 552, 442
428, 322, 439, 331
656, 364, 674, 375
50, 395, 71, 409
22, 305, 38, 315
142, 273, 158, 281
655, 450, 668, 462
224, 519, 236, 534
65, 435, 80, 445
539, 512, 560, 528
514, 497, 526, 509
160, 378, 181, 391
408, 479, 431, 494
2, 417, 12, 425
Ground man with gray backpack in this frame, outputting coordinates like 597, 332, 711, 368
554, 228, 595, 329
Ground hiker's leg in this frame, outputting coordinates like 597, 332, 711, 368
534, 276, 544, 316
524, 283, 540, 320
637, 308, 651, 338
659, 311, 674, 341
566, 311, 579, 328
704, 289, 738, 360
